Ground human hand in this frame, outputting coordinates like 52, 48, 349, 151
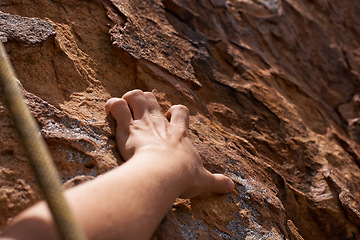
105, 90, 234, 198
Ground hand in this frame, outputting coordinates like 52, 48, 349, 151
105, 90, 234, 198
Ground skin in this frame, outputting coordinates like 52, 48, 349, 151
0, 89, 235, 240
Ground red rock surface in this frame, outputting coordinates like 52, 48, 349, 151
1, 0, 360, 239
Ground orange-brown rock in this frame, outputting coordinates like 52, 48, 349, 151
1, 0, 360, 239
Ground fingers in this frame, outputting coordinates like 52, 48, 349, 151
122, 90, 147, 119
106, 90, 167, 136
122, 90, 163, 120
105, 98, 132, 131
181, 171, 235, 199
206, 173, 235, 194
166, 105, 189, 131
144, 92, 163, 115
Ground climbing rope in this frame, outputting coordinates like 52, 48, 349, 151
0, 41, 87, 240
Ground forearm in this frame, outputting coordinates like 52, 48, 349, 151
69, 150, 185, 240
1, 151, 185, 240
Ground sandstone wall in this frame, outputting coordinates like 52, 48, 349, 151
0, 0, 360, 239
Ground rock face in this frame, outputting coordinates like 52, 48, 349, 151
0, 0, 360, 239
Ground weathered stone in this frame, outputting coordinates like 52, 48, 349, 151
0, 11, 55, 44
0, 0, 360, 239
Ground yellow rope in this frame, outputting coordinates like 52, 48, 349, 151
0, 41, 87, 240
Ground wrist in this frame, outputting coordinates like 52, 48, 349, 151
128, 146, 198, 197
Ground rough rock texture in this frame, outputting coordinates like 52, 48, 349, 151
0, 0, 360, 239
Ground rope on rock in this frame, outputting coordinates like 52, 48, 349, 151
0, 41, 87, 240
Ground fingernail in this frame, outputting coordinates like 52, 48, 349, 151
227, 179, 235, 192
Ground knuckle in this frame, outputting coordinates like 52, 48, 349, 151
144, 91, 154, 97
105, 98, 125, 113
172, 104, 189, 113
144, 92, 157, 100
122, 89, 144, 100
113, 98, 127, 107
109, 98, 128, 114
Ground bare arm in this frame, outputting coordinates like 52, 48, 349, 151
0, 90, 234, 240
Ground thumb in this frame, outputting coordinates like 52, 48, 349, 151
207, 173, 235, 194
